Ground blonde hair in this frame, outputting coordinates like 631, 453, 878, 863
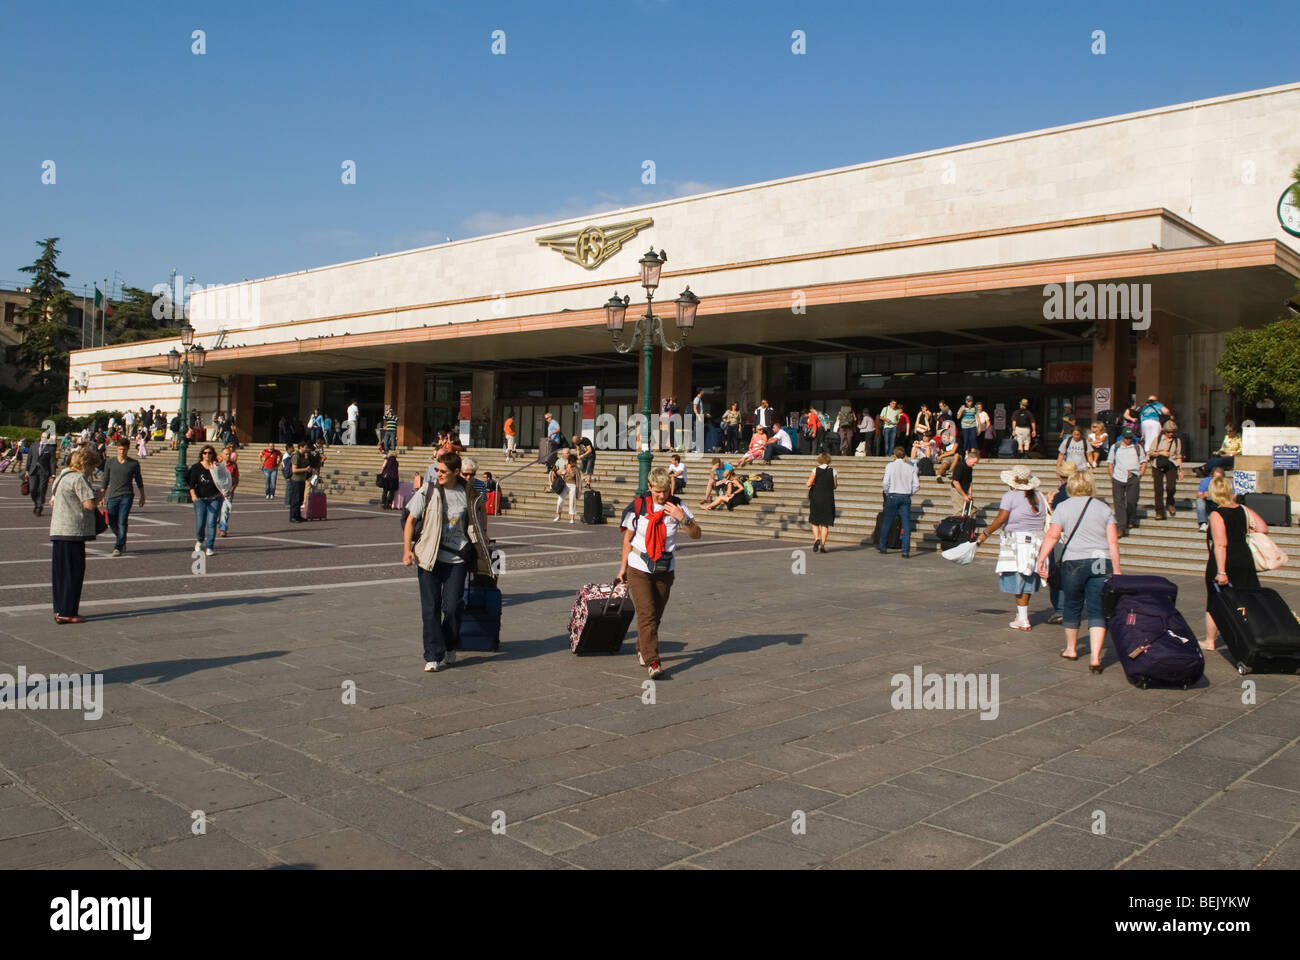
817, 453, 831, 465
1058, 462, 1077, 480
647, 466, 671, 490
1209, 475, 1236, 507
70, 446, 99, 473
1066, 470, 1094, 497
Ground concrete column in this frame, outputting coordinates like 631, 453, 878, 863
726, 357, 764, 414
230, 374, 255, 444
1135, 310, 1176, 413
385, 361, 425, 447
299, 379, 322, 421
1090, 319, 1130, 419
471, 371, 496, 448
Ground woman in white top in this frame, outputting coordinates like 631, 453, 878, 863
616, 466, 701, 679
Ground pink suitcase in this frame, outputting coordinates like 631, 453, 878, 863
306, 490, 328, 520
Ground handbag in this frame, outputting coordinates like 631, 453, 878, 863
1246, 512, 1288, 571
21, 476, 30, 496
1047, 498, 1095, 589
550, 473, 566, 495
94, 508, 108, 535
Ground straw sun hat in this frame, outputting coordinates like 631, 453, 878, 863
999, 464, 1041, 490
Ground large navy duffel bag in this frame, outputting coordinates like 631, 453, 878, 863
1104, 575, 1204, 689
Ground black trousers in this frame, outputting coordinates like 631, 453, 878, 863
1112, 475, 1141, 529
52, 539, 86, 617
288, 480, 306, 520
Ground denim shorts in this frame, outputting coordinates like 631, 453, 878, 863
1060, 558, 1112, 629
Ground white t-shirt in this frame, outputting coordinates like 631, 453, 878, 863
668, 462, 686, 483
347, 403, 359, 422
775, 428, 793, 450
621, 498, 695, 574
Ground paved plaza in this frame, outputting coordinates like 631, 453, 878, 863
1, 483, 1298, 870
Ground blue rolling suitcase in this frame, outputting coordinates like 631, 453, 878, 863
459, 577, 502, 653
1103, 575, 1204, 689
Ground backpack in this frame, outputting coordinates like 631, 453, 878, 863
742, 480, 754, 498
281, 455, 294, 479
818, 411, 831, 431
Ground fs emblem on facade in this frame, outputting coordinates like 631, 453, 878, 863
536, 217, 654, 269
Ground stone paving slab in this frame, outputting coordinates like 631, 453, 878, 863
0, 491, 1297, 869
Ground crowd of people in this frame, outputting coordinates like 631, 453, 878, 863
12, 384, 1273, 686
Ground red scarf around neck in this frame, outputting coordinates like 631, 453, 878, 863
642, 496, 668, 561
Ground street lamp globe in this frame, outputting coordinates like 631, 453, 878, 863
604, 293, 630, 332
181, 323, 195, 347
639, 248, 665, 291
191, 345, 206, 369
167, 348, 181, 376
674, 286, 699, 329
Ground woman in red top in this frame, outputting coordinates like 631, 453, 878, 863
260, 443, 283, 500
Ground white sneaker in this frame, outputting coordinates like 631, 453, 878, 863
205, 548, 214, 557
424, 661, 439, 672
553, 515, 560, 522
443, 650, 456, 665
194, 541, 201, 553
638, 652, 646, 666
1199, 522, 1208, 532
570, 517, 575, 524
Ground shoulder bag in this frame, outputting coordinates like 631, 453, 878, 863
1047, 498, 1095, 589
1246, 510, 1288, 571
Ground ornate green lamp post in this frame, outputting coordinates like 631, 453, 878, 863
604, 248, 700, 495
165, 323, 206, 503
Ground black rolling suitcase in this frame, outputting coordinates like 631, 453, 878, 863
1237, 493, 1292, 527
568, 583, 634, 654
936, 502, 977, 550
874, 511, 903, 550
460, 575, 502, 653
582, 489, 605, 524
1209, 583, 1300, 675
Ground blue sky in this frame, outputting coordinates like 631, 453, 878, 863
2, 0, 1296, 298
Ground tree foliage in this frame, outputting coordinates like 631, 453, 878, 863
14, 238, 78, 413
107, 286, 171, 343
1217, 315, 1300, 418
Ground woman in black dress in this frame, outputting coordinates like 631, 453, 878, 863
379, 451, 400, 509
806, 452, 838, 553
1202, 475, 1266, 651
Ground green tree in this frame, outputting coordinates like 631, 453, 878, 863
1217, 315, 1300, 418
15, 237, 78, 413
106, 286, 170, 343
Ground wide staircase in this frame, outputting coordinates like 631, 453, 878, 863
132, 441, 1300, 584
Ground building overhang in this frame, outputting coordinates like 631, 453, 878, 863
98, 238, 1298, 377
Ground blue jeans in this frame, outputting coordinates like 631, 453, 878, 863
417, 560, 468, 662
383, 429, 396, 452
105, 494, 133, 551
287, 480, 306, 520
193, 498, 220, 550
1196, 498, 1210, 525
263, 467, 277, 498
882, 427, 896, 455
1202, 455, 1234, 473
878, 493, 912, 554
218, 492, 234, 532
961, 426, 978, 454
1060, 558, 1112, 629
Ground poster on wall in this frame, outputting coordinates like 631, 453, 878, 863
581, 386, 596, 440
459, 391, 471, 448
1094, 387, 1112, 414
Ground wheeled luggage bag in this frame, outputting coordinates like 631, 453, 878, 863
306, 489, 327, 520
582, 489, 605, 524
569, 582, 634, 654
1237, 492, 1292, 527
874, 511, 903, 550
936, 502, 977, 550
460, 575, 502, 653
1103, 575, 1204, 688
1209, 583, 1300, 675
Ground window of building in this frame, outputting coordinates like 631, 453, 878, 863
3, 302, 15, 325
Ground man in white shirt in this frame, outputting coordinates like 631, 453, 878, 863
764, 424, 793, 462
123, 409, 136, 435
878, 445, 919, 557
1107, 426, 1147, 536
616, 466, 701, 679
345, 400, 359, 445
858, 411, 876, 456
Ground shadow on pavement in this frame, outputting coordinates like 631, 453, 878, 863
87, 595, 305, 620
96, 650, 287, 685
